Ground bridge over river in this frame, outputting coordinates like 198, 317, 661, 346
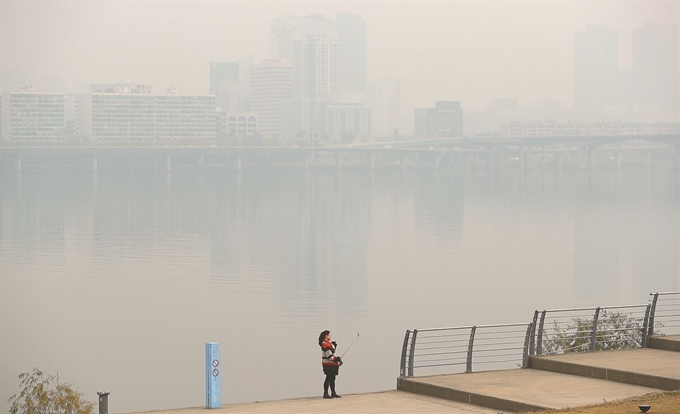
1, 133, 679, 173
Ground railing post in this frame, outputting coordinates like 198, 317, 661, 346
537, 310, 547, 355
466, 326, 476, 373
642, 304, 651, 347
400, 330, 411, 377
649, 293, 659, 336
530, 310, 538, 356
408, 329, 418, 377
97, 392, 110, 414
590, 307, 601, 352
522, 323, 533, 368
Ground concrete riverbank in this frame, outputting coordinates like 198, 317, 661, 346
128, 336, 680, 414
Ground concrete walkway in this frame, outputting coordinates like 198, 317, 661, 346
398, 368, 661, 412
124, 391, 508, 414
129, 337, 680, 414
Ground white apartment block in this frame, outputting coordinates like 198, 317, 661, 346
1, 92, 65, 143
80, 92, 216, 143
501, 121, 680, 137
324, 103, 371, 140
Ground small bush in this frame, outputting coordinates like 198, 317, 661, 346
7, 368, 95, 414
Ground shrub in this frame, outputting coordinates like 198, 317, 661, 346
7, 368, 95, 414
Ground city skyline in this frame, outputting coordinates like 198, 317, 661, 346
2, 0, 678, 112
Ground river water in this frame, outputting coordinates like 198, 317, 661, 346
1, 169, 678, 413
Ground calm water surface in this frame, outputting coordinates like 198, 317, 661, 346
1, 170, 678, 413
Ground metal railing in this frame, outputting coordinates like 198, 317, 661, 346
649, 292, 680, 336
400, 323, 532, 378
533, 304, 651, 356
399, 291, 680, 378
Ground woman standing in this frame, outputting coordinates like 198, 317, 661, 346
318, 330, 341, 399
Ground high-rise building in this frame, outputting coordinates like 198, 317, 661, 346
272, 14, 366, 94
336, 13, 367, 92
0, 95, 3, 143
369, 77, 411, 137
249, 60, 292, 139
273, 13, 367, 139
414, 101, 464, 137
574, 26, 620, 108
209, 62, 240, 96
271, 15, 338, 60
80, 90, 216, 143
323, 103, 371, 141
1, 91, 65, 143
288, 36, 341, 137
632, 23, 679, 110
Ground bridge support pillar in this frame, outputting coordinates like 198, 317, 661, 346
401, 154, 408, 171
540, 147, 548, 170
518, 145, 526, 170
165, 155, 172, 173
558, 153, 566, 171
496, 146, 506, 170
434, 154, 441, 171
92, 156, 98, 174
304, 153, 310, 171
198, 154, 205, 167
615, 151, 623, 170
368, 153, 376, 171
236, 155, 242, 173
580, 146, 596, 169
16, 156, 22, 174
335, 153, 343, 172
646, 150, 653, 170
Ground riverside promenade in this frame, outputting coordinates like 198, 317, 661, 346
128, 335, 680, 414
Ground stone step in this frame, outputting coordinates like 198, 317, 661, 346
529, 348, 680, 390
647, 335, 680, 352
397, 368, 662, 412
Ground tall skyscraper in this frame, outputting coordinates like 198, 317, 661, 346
369, 77, 411, 137
272, 14, 366, 92
209, 62, 240, 96
249, 60, 292, 138
272, 13, 367, 139
336, 13, 367, 92
271, 15, 338, 60
288, 36, 341, 137
573, 26, 620, 108
632, 23, 679, 110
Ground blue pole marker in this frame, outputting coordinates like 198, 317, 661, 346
205, 342, 221, 408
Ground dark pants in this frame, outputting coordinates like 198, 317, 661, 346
323, 374, 336, 395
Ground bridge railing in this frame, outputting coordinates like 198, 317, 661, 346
649, 292, 680, 336
533, 304, 651, 356
399, 323, 532, 378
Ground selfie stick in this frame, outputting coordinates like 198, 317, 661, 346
340, 332, 360, 359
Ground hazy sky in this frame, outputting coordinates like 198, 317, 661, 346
1, 0, 678, 109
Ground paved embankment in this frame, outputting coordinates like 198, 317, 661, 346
124, 391, 508, 414
398, 368, 662, 412
528, 348, 680, 390
130, 336, 680, 414
647, 334, 680, 352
